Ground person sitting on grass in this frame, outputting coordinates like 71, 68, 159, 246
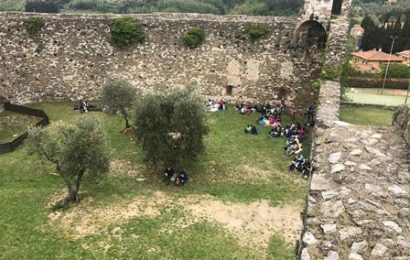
283, 125, 292, 138
285, 138, 303, 155
268, 124, 282, 138
163, 167, 174, 185
293, 152, 305, 170
234, 101, 243, 111
257, 115, 269, 126
244, 124, 252, 134
176, 170, 188, 186
218, 98, 226, 111
250, 125, 259, 135
80, 100, 89, 113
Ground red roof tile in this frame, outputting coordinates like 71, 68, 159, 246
352, 50, 404, 62
399, 50, 410, 57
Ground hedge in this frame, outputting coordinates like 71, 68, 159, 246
347, 77, 410, 89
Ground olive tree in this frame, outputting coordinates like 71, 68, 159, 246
28, 116, 110, 202
100, 78, 136, 129
134, 87, 209, 168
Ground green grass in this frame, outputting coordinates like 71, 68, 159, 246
0, 101, 308, 259
340, 105, 394, 127
0, 110, 39, 143
346, 88, 408, 106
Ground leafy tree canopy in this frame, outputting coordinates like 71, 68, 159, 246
134, 87, 209, 168
28, 116, 110, 202
100, 78, 137, 129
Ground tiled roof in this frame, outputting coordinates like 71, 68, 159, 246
399, 50, 410, 57
352, 50, 404, 62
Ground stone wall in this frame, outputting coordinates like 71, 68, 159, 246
0, 12, 324, 106
392, 105, 410, 146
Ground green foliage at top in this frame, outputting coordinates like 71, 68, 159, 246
382, 64, 410, 78
231, 0, 302, 16
109, 17, 145, 48
0, 0, 303, 16
100, 78, 137, 129
69, 0, 97, 10
27, 116, 110, 202
360, 12, 410, 53
245, 24, 270, 40
181, 27, 205, 48
0, 0, 25, 11
25, 17, 44, 43
134, 87, 209, 167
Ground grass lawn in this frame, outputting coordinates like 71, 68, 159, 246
0, 101, 310, 259
340, 105, 394, 127
0, 110, 40, 143
346, 88, 408, 106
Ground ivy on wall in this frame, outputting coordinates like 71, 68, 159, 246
109, 17, 145, 48
25, 17, 45, 52
181, 27, 205, 48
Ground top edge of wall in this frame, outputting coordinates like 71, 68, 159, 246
0, 11, 297, 23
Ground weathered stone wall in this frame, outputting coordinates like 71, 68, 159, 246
0, 12, 324, 106
393, 105, 410, 146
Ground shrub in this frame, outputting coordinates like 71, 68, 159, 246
320, 65, 341, 80
382, 64, 410, 79
181, 27, 205, 48
134, 87, 209, 168
245, 24, 270, 40
109, 17, 145, 48
25, 17, 44, 41
347, 77, 410, 89
25, 17, 45, 52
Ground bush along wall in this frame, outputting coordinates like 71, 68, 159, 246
347, 77, 410, 89
25, 17, 45, 53
109, 17, 145, 48
181, 27, 205, 48
245, 24, 270, 41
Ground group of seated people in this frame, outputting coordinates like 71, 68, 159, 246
240, 100, 309, 172
163, 167, 189, 186
235, 101, 284, 116
206, 98, 227, 112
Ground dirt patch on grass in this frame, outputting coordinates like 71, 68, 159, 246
48, 191, 168, 239
48, 191, 302, 249
185, 199, 302, 249
110, 160, 146, 178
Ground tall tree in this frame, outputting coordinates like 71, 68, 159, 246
28, 116, 110, 202
361, 17, 381, 50
100, 78, 136, 130
133, 87, 209, 169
